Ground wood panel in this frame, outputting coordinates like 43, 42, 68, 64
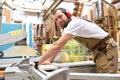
2, 9, 11, 23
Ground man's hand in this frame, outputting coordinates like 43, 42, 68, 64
39, 60, 52, 65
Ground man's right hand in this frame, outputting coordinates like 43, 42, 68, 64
40, 60, 52, 65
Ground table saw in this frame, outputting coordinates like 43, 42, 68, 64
0, 57, 120, 80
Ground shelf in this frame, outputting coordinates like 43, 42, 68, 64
16, 8, 41, 13
95, 17, 105, 21
117, 8, 120, 11
111, 0, 120, 4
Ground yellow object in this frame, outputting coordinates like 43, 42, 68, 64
42, 44, 51, 55
61, 39, 86, 63
10, 30, 23, 36
60, 51, 69, 63
74, 56, 80, 62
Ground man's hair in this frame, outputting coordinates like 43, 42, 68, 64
53, 8, 67, 15
53, 8, 72, 19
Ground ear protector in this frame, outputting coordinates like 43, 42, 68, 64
65, 11, 72, 19
59, 8, 72, 19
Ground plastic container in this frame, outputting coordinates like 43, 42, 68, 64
60, 39, 86, 63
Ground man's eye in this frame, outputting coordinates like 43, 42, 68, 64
58, 15, 62, 19
55, 15, 62, 22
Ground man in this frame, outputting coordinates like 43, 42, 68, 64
39, 8, 118, 73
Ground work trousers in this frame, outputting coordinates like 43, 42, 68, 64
92, 38, 118, 73
74, 36, 118, 73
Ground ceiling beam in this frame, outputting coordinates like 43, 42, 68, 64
43, 0, 63, 20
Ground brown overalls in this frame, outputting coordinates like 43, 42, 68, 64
74, 35, 118, 73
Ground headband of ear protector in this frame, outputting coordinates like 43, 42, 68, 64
58, 8, 72, 19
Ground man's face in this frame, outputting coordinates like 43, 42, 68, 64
54, 10, 69, 29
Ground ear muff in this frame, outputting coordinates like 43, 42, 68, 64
58, 8, 72, 19
66, 11, 72, 19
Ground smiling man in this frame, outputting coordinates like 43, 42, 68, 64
39, 8, 118, 73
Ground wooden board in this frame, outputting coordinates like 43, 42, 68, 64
3, 46, 38, 57
38, 65, 58, 71
2, 9, 11, 23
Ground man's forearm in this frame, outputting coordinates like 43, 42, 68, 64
48, 55, 57, 63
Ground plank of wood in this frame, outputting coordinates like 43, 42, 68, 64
3, 46, 38, 57
77, 3, 84, 17
111, 0, 120, 4
117, 8, 120, 11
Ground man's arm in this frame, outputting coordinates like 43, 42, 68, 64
40, 56, 56, 65
39, 33, 73, 65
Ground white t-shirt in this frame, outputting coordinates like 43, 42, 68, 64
63, 17, 108, 39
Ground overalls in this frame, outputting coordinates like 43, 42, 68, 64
74, 35, 118, 73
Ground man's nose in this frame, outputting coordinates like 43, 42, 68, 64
57, 18, 61, 22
